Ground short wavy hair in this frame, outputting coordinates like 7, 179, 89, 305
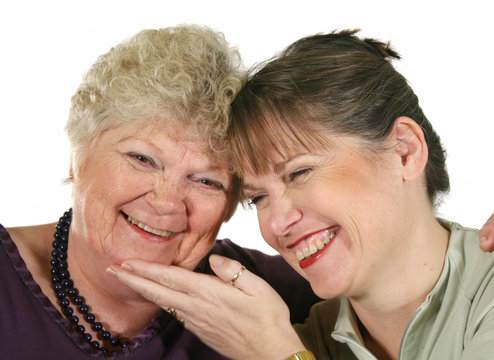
66, 25, 245, 220
66, 24, 244, 153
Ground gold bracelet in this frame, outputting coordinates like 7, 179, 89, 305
285, 350, 316, 360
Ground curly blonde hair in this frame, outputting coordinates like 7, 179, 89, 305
66, 25, 245, 220
66, 24, 244, 153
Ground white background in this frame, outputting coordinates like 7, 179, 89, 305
0, 0, 492, 255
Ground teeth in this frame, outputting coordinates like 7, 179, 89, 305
127, 215, 174, 237
309, 243, 318, 255
296, 229, 339, 262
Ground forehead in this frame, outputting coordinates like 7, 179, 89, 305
232, 111, 334, 178
96, 119, 228, 163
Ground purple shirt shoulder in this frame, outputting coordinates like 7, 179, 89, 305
0, 224, 319, 359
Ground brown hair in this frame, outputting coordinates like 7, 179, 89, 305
229, 29, 449, 205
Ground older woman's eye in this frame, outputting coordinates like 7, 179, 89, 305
198, 178, 224, 190
129, 153, 156, 167
289, 167, 312, 182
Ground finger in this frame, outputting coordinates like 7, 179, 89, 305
121, 259, 224, 294
479, 212, 494, 252
208, 255, 270, 296
106, 264, 190, 309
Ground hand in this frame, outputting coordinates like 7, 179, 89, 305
480, 212, 494, 252
107, 255, 307, 360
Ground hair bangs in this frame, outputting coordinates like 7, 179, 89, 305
229, 98, 328, 178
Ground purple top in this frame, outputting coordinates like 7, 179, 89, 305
0, 224, 320, 359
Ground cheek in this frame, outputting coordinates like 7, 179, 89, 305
257, 210, 279, 249
188, 192, 228, 237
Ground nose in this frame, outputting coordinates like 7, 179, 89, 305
146, 176, 187, 215
269, 194, 302, 237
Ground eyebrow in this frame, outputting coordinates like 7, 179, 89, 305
242, 153, 311, 191
273, 153, 308, 174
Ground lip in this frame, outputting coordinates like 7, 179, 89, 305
288, 225, 340, 249
293, 226, 341, 269
121, 211, 180, 243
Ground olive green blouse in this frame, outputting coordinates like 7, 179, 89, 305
294, 220, 494, 359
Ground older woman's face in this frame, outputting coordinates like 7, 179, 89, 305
243, 132, 407, 299
70, 121, 231, 276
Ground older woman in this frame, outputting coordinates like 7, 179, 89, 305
0, 25, 320, 359
111, 30, 494, 360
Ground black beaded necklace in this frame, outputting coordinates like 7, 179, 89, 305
50, 209, 128, 353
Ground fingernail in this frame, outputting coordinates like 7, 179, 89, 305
480, 236, 487, 244
209, 254, 224, 267
106, 266, 118, 277
121, 262, 134, 271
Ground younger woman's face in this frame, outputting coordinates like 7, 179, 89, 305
242, 131, 407, 299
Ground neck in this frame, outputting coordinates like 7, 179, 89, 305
350, 209, 450, 359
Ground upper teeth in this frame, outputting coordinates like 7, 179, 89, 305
296, 230, 337, 261
127, 215, 174, 237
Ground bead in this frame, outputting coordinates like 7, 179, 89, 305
59, 270, 70, 279
79, 304, 89, 314
53, 282, 63, 292
60, 235, 68, 242
91, 341, 100, 349
59, 242, 68, 251
73, 296, 83, 305
52, 240, 60, 249
59, 252, 67, 260
51, 268, 59, 276
62, 279, 73, 288
101, 347, 108, 353
76, 325, 85, 334
102, 331, 111, 339
51, 275, 60, 283
51, 249, 61, 258
60, 298, 70, 308
64, 307, 74, 316
110, 338, 120, 346
83, 333, 92, 342
67, 288, 78, 297
121, 341, 129, 348
70, 315, 79, 325
56, 290, 66, 300
92, 322, 103, 331
50, 258, 59, 267
85, 313, 95, 323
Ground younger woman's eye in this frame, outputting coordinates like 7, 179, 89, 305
247, 194, 266, 206
247, 196, 262, 205
289, 167, 312, 182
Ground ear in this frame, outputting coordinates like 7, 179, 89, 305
389, 116, 428, 181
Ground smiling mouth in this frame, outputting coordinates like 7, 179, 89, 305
124, 212, 175, 237
294, 227, 341, 262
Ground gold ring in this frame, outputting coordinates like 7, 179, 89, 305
165, 307, 176, 317
230, 265, 246, 286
